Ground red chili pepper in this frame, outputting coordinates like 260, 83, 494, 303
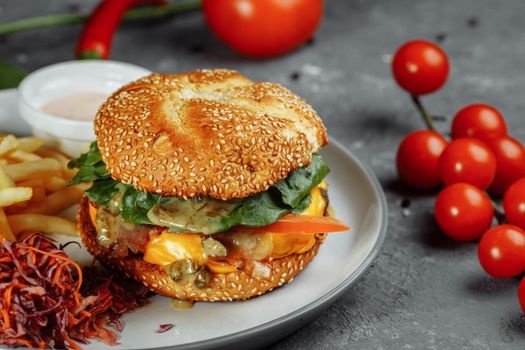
76, 0, 164, 59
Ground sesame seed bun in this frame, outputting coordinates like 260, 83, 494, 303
78, 196, 326, 301
95, 69, 328, 200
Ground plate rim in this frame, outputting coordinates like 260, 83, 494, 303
153, 137, 388, 350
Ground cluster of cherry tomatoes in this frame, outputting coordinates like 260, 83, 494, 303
392, 40, 525, 312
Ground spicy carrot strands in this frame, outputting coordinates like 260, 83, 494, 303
16, 244, 83, 292
0, 233, 151, 349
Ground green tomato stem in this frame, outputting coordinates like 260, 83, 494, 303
490, 198, 506, 225
0, 0, 201, 36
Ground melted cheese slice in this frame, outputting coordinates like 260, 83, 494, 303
144, 233, 206, 265
89, 182, 328, 271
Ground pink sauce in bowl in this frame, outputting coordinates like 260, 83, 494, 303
41, 92, 108, 121
18, 60, 151, 157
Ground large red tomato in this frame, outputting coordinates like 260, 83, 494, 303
202, 0, 323, 58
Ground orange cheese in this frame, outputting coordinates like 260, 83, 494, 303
206, 258, 239, 274
88, 203, 97, 228
301, 183, 327, 216
88, 182, 328, 270
270, 234, 316, 259
144, 232, 206, 265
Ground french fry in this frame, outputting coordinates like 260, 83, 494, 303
36, 148, 76, 178
44, 176, 68, 192
0, 135, 83, 240
30, 187, 46, 204
4, 158, 61, 181
0, 135, 18, 156
0, 187, 33, 207
35, 147, 60, 158
16, 178, 44, 188
4, 202, 30, 215
18, 176, 69, 193
0, 208, 16, 241
17, 137, 44, 153
0, 165, 15, 189
7, 149, 42, 162
7, 214, 78, 237
20, 183, 88, 215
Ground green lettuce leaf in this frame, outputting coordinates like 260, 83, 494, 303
273, 154, 329, 207
68, 142, 110, 185
121, 187, 169, 225
212, 190, 312, 230
85, 178, 120, 206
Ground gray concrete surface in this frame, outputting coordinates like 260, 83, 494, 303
2, 0, 525, 348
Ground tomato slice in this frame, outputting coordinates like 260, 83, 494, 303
251, 215, 350, 234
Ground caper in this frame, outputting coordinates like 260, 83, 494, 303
193, 267, 210, 289
167, 259, 200, 282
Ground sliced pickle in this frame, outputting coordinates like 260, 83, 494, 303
95, 208, 119, 247
146, 198, 239, 234
202, 237, 227, 257
107, 192, 123, 215
228, 231, 272, 260
147, 205, 190, 233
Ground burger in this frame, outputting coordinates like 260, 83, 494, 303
70, 69, 348, 302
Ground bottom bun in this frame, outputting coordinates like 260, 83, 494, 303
78, 196, 326, 301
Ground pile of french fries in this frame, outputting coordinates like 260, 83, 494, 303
0, 135, 88, 241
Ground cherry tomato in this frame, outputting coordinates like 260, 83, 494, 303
503, 178, 525, 230
434, 183, 494, 241
396, 130, 448, 189
451, 104, 507, 140
477, 225, 525, 278
392, 40, 450, 95
485, 136, 525, 195
519, 277, 525, 313
202, 0, 323, 58
438, 138, 497, 189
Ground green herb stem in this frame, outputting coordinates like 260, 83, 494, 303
0, 0, 201, 36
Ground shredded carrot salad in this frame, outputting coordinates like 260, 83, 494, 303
0, 233, 150, 349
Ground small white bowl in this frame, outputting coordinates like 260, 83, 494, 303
18, 60, 151, 157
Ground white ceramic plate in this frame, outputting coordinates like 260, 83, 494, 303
0, 89, 387, 350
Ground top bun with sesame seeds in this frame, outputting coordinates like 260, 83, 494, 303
94, 69, 328, 200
